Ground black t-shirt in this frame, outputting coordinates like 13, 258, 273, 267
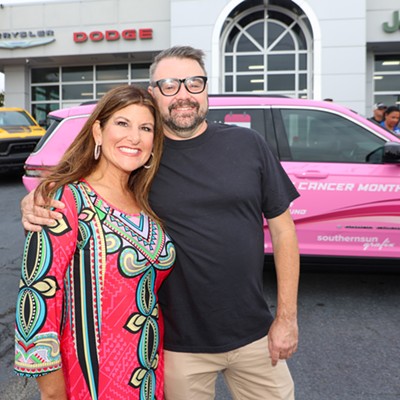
150, 122, 299, 353
368, 117, 382, 126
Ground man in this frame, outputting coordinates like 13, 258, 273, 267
22, 46, 300, 400
369, 102, 387, 125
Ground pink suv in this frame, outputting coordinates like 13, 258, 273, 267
23, 96, 400, 263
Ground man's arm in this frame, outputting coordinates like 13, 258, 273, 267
267, 208, 300, 366
21, 189, 65, 232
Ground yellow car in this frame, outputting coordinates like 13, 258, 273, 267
0, 107, 45, 171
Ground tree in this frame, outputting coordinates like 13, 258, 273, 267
0, 91, 4, 107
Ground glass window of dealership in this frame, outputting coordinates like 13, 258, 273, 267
31, 64, 151, 123
29, 0, 400, 123
374, 56, 400, 106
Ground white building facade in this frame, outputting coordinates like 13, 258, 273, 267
0, 0, 399, 122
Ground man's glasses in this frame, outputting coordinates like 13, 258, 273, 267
151, 76, 208, 96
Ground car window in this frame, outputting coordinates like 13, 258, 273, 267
207, 108, 265, 137
0, 110, 36, 127
280, 109, 386, 163
32, 117, 61, 152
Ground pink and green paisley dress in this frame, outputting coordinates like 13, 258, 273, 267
14, 180, 176, 399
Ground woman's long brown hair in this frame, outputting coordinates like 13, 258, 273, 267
35, 84, 164, 224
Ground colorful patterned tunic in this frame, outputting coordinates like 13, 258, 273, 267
14, 180, 176, 399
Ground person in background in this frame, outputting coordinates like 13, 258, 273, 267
380, 105, 400, 136
369, 102, 387, 125
21, 46, 300, 400
14, 85, 176, 400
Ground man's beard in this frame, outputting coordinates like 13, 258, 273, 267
163, 99, 207, 139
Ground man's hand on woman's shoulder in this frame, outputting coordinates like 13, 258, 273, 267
21, 189, 65, 232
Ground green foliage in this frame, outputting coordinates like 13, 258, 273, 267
0, 91, 4, 107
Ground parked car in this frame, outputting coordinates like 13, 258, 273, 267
0, 107, 46, 171
23, 96, 400, 262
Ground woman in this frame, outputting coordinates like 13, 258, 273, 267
380, 105, 400, 136
14, 85, 176, 399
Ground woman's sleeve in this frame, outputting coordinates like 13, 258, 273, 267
14, 185, 78, 377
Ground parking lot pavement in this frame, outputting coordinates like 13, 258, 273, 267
0, 376, 40, 400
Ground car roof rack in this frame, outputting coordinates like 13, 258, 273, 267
208, 93, 291, 98
79, 100, 98, 106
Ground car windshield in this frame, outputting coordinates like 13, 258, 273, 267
0, 111, 36, 127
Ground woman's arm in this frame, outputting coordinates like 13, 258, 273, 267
15, 185, 78, 395
36, 369, 67, 400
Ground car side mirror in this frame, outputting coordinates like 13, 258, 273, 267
382, 142, 400, 163
366, 142, 400, 164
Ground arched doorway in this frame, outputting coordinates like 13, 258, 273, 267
220, 0, 313, 98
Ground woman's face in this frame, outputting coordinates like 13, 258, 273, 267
93, 104, 154, 178
385, 110, 400, 130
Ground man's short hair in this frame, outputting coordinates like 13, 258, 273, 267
149, 46, 207, 81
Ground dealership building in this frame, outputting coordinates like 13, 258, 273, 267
0, 0, 399, 123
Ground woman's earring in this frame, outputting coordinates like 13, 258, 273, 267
94, 143, 101, 160
143, 152, 154, 169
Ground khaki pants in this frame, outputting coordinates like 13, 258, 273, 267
164, 335, 294, 400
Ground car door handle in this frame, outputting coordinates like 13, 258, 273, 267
293, 171, 329, 179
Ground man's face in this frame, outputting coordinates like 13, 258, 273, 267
374, 107, 386, 121
149, 57, 209, 140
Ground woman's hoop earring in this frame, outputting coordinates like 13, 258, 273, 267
94, 144, 101, 160
143, 152, 154, 169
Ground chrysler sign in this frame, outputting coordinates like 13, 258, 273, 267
0, 30, 55, 49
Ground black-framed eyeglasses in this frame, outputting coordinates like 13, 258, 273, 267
151, 76, 208, 96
